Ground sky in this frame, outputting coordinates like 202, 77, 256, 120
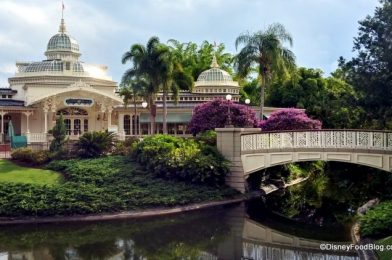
0, 0, 380, 86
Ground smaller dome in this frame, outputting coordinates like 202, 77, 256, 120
21, 60, 84, 73
197, 68, 233, 82
197, 54, 233, 83
47, 33, 79, 52
46, 19, 79, 53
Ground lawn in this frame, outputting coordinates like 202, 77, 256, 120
0, 159, 61, 185
376, 236, 392, 260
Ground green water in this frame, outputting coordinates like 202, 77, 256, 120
0, 202, 359, 260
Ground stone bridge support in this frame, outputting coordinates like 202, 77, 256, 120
216, 128, 260, 193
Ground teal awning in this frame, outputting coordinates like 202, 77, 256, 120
140, 113, 192, 123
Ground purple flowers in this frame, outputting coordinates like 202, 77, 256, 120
188, 99, 258, 134
259, 108, 322, 131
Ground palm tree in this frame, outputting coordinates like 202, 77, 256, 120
235, 23, 296, 120
122, 37, 166, 134
160, 48, 194, 134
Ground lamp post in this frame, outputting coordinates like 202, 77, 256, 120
225, 94, 233, 127
141, 101, 148, 135
245, 98, 250, 105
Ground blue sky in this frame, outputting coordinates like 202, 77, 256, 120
0, 0, 379, 86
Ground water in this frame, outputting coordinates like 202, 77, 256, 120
0, 202, 358, 260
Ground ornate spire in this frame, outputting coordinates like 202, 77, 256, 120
58, 18, 67, 33
210, 54, 219, 68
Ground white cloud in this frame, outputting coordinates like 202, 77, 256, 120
0, 63, 16, 74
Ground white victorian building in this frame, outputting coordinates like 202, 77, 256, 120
0, 17, 279, 147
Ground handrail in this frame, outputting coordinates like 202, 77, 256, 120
241, 129, 392, 136
241, 130, 392, 152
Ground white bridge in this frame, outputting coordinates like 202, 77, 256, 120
216, 128, 392, 192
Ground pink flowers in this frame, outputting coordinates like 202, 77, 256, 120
259, 108, 322, 131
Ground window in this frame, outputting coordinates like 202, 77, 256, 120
83, 119, 88, 133
7, 95, 12, 99
66, 62, 71, 70
74, 119, 81, 135
223, 89, 226, 93
64, 119, 71, 135
1, 95, 5, 99
124, 115, 131, 135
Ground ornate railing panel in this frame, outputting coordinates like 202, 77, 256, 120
26, 133, 48, 143
241, 130, 392, 152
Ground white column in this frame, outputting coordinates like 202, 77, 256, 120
23, 111, 32, 134
118, 113, 125, 135
44, 109, 48, 134
107, 107, 113, 130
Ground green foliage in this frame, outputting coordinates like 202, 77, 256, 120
132, 135, 229, 185
338, 0, 392, 129
75, 131, 115, 158
360, 201, 392, 237
267, 67, 364, 128
112, 137, 140, 156
376, 236, 392, 260
0, 156, 237, 217
11, 148, 51, 166
195, 130, 217, 146
49, 113, 67, 153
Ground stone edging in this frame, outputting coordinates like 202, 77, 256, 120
0, 197, 245, 225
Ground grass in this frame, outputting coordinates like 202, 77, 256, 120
0, 159, 61, 185
376, 236, 392, 260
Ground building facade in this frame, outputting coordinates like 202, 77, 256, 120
0, 17, 279, 146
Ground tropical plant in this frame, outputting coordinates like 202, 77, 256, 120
122, 37, 166, 134
49, 113, 67, 153
160, 48, 194, 134
75, 131, 116, 158
258, 108, 322, 131
235, 23, 296, 119
188, 99, 258, 135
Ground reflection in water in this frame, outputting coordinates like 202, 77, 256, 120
0, 203, 358, 260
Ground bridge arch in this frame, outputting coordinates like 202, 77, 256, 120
216, 128, 392, 192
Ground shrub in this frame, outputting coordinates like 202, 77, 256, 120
112, 137, 140, 156
49, 113, 67, 153
360, 201, 392, 237
195, 130, 217, 146
132, 135, 229, 185
11, 148, 51, 166
75, 131, 116, 158
259, 108, 322, 131
188, 99, 258, 135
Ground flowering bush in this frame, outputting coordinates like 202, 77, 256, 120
188, 99, 258, 135
259, 108, 322, 131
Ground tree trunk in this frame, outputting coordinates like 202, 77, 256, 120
162, 90, 168, 134
260, 75, 265, 120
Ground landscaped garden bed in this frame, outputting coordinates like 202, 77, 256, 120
0, 156, 239, 218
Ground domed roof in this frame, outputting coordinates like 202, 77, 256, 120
21, 60, 84, 73
196, 55, 233, 83
46, 19, 79, 53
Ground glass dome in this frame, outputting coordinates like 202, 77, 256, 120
21, 60, 84, 73
47, 33, 79, 52
197, 68, 233, 82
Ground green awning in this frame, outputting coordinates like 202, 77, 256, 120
140, 113, 192, 123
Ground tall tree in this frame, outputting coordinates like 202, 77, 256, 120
338, 0, 392, 129
122, 37, 166, 134
160, 48, 194, 134
235, 23, 296, 119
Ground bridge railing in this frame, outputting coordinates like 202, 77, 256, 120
241, 130, 392, 152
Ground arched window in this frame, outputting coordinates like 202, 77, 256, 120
56, 108, 88, 116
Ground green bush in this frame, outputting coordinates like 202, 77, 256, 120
132, 135, 229, 185
195, 130, 217, 146
360, 201, 392, 237
11, 148, 51, 166
112, 137, 140, 156
75, 131, 116, 158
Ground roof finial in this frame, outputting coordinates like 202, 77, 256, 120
59, 1, 66, 33
210, 41, 219, 68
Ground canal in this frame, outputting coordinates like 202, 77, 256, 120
0, 200, 358, 259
